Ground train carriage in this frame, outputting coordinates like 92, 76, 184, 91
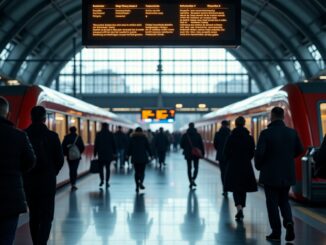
190, 82, 326, 202
0, 85, 135, 187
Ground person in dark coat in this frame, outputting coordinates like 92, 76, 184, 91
223, 116, 257, 221
23, 106, 64, 245
62, 126, 85, 190
154, 127, 169, 168
114, 126, 128, 168
255, 107, 304, 242
94, 122, 117, 188
180, 122, 205, 189
214, 120, 231, 197
126, 127, 152, 193
0, 97, 36, 245
313, 135, 326, 178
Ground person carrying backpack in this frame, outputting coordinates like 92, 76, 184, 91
62, 126, 85, 190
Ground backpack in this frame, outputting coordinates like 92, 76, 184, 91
68, 136, 81, 160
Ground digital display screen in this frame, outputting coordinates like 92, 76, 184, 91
82, 0, 241, 47
141, 109, 176, 123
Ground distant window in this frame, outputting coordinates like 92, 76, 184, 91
308, 44, 324, 69
276, 65, 285, 78
291, 56, 302, 77
17, 55, 33, 77
0, 42, 15, 67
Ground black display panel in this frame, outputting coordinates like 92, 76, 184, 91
82, 0, 241, 47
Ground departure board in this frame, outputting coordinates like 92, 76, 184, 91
82, 0, 241, 47
141, 109, 176, 123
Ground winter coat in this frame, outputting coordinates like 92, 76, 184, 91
180, 128, 205, 160
0, 117, 36, 218
127, 132, 152, 164
213, 126, 231, 162
154, 132, 169, 152
62, 132, 85, 161
255, 120, 304, 187
94, 129, 117, 162
24, 123, 64, 197
115, 130, 128, 150
223, 126, 257, 192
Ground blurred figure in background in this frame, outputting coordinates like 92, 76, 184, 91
115, 126, 128, 169
223, 116, 257, 221
154, 127, 169, 168
0, 97, 35, 245
94, 123, 116, 188
127, 127, 152, 193
214, 120, 231, 197
62, 126, 85, 190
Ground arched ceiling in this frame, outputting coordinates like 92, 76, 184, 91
0, 0, 325, 90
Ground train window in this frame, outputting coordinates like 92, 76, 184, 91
245, 117, 252, 134
319, 103, 326, 139
96, 121, 102, 132
89, 121, 96, 144
55, 113, 67, 142
252, 117, 258, 143
80, 118, 89, 144
46, 112, 55, 131
68, 116, 79, 132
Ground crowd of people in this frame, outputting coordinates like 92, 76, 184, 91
2, 92, 325, 244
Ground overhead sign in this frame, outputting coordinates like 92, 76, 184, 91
82, 0, 241, 47
141, 108, 176, 123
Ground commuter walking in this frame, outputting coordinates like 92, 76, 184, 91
213, 120, 231, 197
180, 122, 205, 189
94, 123, 116, 188
126, 127, 152, 193
115, 126, 128, 168
255, 107, 304, 242
62, 126, 85, 190
23, 106, 64, 245
0, 97, 36, 245
223, 116, 257, 221
154, 127, 169, 167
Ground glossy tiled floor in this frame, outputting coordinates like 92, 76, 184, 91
15, 152, 326, 245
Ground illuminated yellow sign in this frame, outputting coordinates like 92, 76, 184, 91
141, 109, 176, 122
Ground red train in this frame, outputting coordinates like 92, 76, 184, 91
0, 85, 135, 186
191, 82, 326, 202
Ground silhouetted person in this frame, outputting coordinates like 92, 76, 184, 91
127, 194, 153, 245
0, 96, 36, 245
62, 126, 85, 190
180, 191, 205, 245
223, 116, 257, 221
127, 127, 152, 193
214, 120, 231, 197
255, 107, 304, 242
180, 122, 205, 189
115, 126, 128, 168
94, 122, 116, 188
24, 106, 64, 245
313, 135, 326, 178
154, 127, 169, 167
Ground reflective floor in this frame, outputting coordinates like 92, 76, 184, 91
15, 152, 326, 245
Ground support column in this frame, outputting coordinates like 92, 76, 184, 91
157, 48, 163, 107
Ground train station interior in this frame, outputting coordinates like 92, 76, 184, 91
0, 0, 326, 244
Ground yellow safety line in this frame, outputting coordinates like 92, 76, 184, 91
294, 206, 326, 224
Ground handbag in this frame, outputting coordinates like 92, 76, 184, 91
187, 134, 203, 158
90, 159, 100, 173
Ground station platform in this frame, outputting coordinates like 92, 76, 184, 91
14, 152, 326, 245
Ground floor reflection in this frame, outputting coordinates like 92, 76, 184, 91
180, 190, 205, 245
61, 191, 88, 244
215, 198, 257, 245
89, 189, 117, 245
127, 194, 153, 245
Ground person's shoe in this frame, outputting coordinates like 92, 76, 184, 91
192, 179, 197, 187
136, 186, 139, 193
99, 181, 104, 187
139, 183, 145, 190
106, 182, 110, 188
71, 186, 78, 191
235, 210, 244, 221
189, 183, 193, 189
285, 223, 295, 241
266, 233, 281, 242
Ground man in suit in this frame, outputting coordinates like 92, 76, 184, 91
24, 106, 64, 245
0, 96, 35, 245
255, 107, 303, 242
